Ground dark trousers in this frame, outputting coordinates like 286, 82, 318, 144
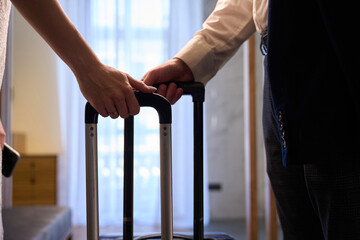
262, 58, 360, 240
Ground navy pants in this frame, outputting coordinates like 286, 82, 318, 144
262, 59, 360, 240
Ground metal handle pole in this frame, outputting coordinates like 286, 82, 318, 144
160, 123, 173, 240
85, 124, 100, 240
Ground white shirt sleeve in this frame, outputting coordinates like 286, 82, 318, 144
175, 0, 256, 85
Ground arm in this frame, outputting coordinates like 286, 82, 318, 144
142, 0, 256, 103
11, 0, 156, 118
176, 0, 256, 85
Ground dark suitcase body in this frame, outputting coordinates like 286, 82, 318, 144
84, 82, 234, 240
99, 232, 234, 240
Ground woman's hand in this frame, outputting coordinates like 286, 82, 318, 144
77, 63, 156, 119
11, 0, 155, 119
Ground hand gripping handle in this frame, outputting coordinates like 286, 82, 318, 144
154, 81, 205, 103
85, 91, 172, 124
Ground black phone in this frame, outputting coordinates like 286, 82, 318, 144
2, 143, 21, 178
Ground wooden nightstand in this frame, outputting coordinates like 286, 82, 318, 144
12, 155, 57, 206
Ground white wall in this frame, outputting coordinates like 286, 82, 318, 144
12, 9, 62, 155
204, 1, 266, 219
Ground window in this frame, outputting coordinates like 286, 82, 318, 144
57, 0, 206, 229
91, 0, 171, 226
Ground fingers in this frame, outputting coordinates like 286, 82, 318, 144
93, 88, 139, 119
106, 90, 140, 119
123, 90, 140, 116
106, 108, 120, 119
129, 74, 157, 93
140, 58, 193, 105
172, 88, 184, 104
86, 61, 187, 120
80, 64, 144, 119
142, 58, 194, 86
165, 82, 178, 104
157, 82, 184, 104
156, 84, 167, 96
141, 59, 178, 86
81, 59, 193, 120
99, 82, 182, 119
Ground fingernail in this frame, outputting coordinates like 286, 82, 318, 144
149, 86, 157, 92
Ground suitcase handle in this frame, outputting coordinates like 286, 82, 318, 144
154, 81, 205, 103
85, 91, 172, 124
155, 81, 205, 240
85, 91, 173, 240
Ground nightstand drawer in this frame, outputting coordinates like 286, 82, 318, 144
13, 155, 56, 206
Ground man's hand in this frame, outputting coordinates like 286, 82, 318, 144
142, 58, 194, 104
77, 63, 156, 119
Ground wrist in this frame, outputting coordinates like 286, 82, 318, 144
71, 53, 103, 81
172, 57, 194, 82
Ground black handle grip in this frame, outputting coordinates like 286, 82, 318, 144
85, 92, 172, 124
154, 82, 205, 102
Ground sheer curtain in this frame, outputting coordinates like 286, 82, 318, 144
57, 0, 208, 229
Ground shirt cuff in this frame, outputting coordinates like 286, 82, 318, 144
174, 35, 218, 86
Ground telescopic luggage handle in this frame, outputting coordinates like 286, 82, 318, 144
178, 82, 205, 240
85, 92, 173, 240
155, 82, 205, 240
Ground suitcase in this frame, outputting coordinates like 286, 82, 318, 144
84, 82, 234, 240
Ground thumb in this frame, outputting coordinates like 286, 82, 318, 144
141, 71, 160, 86
128, 75, 157, 93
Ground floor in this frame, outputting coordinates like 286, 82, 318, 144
72, 218, 282, 240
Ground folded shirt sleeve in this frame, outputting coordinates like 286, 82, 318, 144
175, 0, 256, 85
